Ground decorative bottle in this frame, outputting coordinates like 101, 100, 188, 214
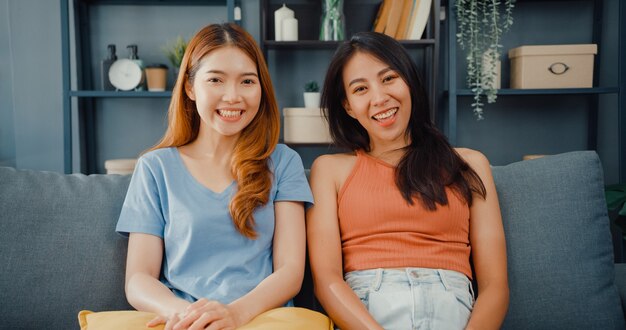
127, 45, 145, 91
101, 44, 117, 91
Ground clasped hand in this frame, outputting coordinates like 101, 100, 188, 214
148, 298, 240, 330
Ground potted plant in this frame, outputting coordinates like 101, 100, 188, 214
456, 0, 515, 119
606, 184, 626, 240
303, 80, 321, 108
162, 36, 187, 76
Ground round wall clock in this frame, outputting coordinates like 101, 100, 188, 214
108, 59, 143, 91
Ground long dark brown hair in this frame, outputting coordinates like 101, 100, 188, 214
150, 23, 280, 238
321, 31, 486, 209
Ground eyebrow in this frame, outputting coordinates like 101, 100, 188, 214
347, 67, 394, 87
206, 70, 258, 77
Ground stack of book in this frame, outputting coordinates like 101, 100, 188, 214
373, 0, 432, 40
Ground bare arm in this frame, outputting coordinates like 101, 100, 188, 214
225, 200, 307, 325
306, 155, 383, 330
460, 149, 509, 330
125, 233, 191, 318
169, 201, 306, 330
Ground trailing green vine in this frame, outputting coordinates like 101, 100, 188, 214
456, 0, 515, 119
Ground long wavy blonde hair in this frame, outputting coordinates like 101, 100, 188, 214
150, 23, 280, 239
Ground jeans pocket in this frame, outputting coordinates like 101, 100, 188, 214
368, 287, 413, 330
446, 282, 474, 313
430, 287, 471, 329
440, 272, 474, 312
352, 286, 370, 307
345, 273, 372, 307
345, 275, 370, 292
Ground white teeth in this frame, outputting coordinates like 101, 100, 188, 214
217, 109, 242, 118
373, 108, 398, 120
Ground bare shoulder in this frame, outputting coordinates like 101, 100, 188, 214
455, 147, 491, 171
310, 152, 357, 187
311, 152, 356, 172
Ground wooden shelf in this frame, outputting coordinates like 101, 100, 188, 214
81, 0, 227, 5
453, 87, 620, 96
69, 90, 172, 98
285, 142, 335, 147
264, 39, 436, 50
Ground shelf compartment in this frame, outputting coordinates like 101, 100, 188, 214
263, 0, 383, 42
80, 0, 228, 5
454, 87, 619, 96
69, 90, 172, 98
264, 39, 436, 50
285, 142, 336, 147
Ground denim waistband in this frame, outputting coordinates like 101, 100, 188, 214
344, 267, 474, 298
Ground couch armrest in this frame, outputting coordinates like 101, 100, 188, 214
616, 263, 626, 317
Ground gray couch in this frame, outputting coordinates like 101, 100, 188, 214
1, 151, 625, 329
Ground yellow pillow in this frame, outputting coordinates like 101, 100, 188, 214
78, 307, 334, 330
78, 307, 332, 330
78, 310, 163, 330
239, 307, 333, 330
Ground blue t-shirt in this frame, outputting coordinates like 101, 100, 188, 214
116, 144, 313, 304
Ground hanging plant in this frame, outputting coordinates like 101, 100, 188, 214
456, 0, 515, 120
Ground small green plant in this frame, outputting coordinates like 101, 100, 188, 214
606, 184, 626, 240
304, 80, 320, 93
162, 36, 187, 69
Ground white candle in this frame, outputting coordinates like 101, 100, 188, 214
274, 4, 294, 41
282, 17, 298, 41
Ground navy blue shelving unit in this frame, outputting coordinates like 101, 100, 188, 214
61, 0, 235, 174
456, 87, 619, 96
264, 39, 437, 50
446, 0, 624, 183
69, 91, 172, 98
617, 1, 626, 182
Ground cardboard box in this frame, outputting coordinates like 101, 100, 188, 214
283, 107, 332, 144
104, 158, 137, 175
508, 44, 597, 89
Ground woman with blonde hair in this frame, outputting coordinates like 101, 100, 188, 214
116, 23, 313, 329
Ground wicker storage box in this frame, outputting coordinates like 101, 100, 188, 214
283, 108, 332, 144
508, 44, 597, 89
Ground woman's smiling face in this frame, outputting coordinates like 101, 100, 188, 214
186, 46, 262, 138
342, 51, 412, 150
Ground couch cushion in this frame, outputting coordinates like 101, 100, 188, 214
0, 167, 132, 329
492, 151, 625, 329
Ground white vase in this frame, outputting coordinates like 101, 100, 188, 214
481, 50, 501, 89
274, 4, 294, 41
303, 92, 321, 108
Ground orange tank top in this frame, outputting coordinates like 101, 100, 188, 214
338, 150, 472, 278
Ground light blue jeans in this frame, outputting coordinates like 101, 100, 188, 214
344, 268, 474, 330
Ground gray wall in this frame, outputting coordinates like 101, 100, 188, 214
0, 0, 621, 183
0, 0, 15, 167
1, 0, 63, 172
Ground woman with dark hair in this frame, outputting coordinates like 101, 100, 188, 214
116, 23, 314, 329
307, 31, 509, 330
